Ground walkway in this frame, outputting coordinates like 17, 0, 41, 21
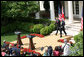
11, 34, 72, 54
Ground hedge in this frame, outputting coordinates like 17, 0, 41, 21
40, 23, 56, 35
20, 22, 34, 32
1, 22, 34, 35
1, 23, 16, 35
33, 24, 44, 34
49, 24, 55, 31
40, 26, 50, 35
1, 18, 54, 35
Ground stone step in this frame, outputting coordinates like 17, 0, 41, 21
65, 24, 81, 26
65, 26, 81, 31
66, 27, 80, 29
66, 28, 80, 30
65, 31, 79, 36
65, 25, 81, 28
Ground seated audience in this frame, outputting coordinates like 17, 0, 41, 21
8, 44, 13, 55
20, 47, 24, 56
10, 50, 16, 56
11, 44, 18, 56
15, 45, 21, 56
26, 52, 31, 56
1, 40, 74, 56
1, 48, 6, 56
2, 40, 7, 48
4, 50, 10, 56
47, 46, 53, 56
53, 46, 60, 56
43, 47, 48, 56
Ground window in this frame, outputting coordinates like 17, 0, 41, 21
72, 1, 79, 15
75, 1, 79, 14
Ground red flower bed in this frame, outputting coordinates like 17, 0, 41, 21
20, 34, 44, 39
21, 36, 27, 39
5, 42, 14, 47
30, 33, 35, 36
32, 50, 36, 53
58, 39, 72, 44
23, 48, 28, 52
30, 33, 44, 38
58, 39, 64, 43
5, 42, 10, 44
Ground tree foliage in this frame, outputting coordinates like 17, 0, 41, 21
1, 1, 39, 18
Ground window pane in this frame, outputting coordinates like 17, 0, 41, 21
72, 1, 74, 14
75, 1, 79, 14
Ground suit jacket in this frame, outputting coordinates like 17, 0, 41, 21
55, 19, 61, 27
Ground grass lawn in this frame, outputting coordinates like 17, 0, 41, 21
1, 32, 30, 45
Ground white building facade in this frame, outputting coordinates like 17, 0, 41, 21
38, 1, 83, 24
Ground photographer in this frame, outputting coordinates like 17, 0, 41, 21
61, 39, 71, 56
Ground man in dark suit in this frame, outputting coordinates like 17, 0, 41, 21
60, 19, 67, 37
55, 18, 67, 37
55, 18, 61, 36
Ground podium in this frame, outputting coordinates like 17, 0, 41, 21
27, 35, 35, 50
15, 31, 23, 45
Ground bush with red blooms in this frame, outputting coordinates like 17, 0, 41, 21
30, 33, 44, 38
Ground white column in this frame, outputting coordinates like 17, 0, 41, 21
35, 12, 40, 19
49, 1, 55, 21
64, 1, 68, 17
68, 1, 73, 24
79, 1, 83, 18
39, 1, 45, 11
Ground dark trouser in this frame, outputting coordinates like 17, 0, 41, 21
56, 26, 67, 37
56, 27, 59, 35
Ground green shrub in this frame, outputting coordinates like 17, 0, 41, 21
69, 31, 83, 56
74, 31, 83, 42
34, 19, 51, 26
21, 22, 34, 32
1, 26, 6, 34
40, 23, 56, 35
74, 35, 79, 42
40, 26, 50, 35
1, 18, 52, 35
51, 21, 56, 24
33, 24, 44, 34
1, 23, 16, 35
48, 26, 52, 33
49, 24, 55, 31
